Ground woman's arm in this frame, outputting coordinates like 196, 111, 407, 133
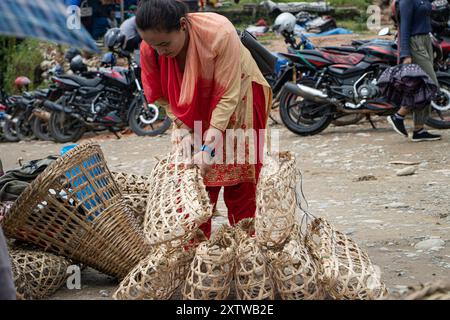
399, 0, 415, 60
208, 29, 242, 132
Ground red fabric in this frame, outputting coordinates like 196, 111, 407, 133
139, 14, 241, 131
140, 44, 219, 131
199, 82, 267, 238
255, 19, 268, 27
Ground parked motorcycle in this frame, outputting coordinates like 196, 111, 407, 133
2, 89, 54, 141
46, 45, 171, 143
278, 40, 450, 135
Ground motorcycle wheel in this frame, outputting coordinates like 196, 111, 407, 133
279, 80, 334, 136
16, 114, 35, 141
426, 85, 450, 129
128, 96, 172, 136
31, 116, 53, 141
2, 118, 20, 142
49, 111, 86, 143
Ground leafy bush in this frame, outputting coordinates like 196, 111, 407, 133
2, 38, 44, 93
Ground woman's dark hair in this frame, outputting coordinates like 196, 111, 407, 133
136, 0, 188, 32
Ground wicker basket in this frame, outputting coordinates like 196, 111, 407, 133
1, 143, 151, 279
235, 235, 275, 300
123, 194, 147, 227
266, 227, 323, 300
235, 218, 255, 241
112, 171, 150, 195
182, 226, 236, 300
255, 152, 298, 249
112, 171, 150, 228
307, 218, 387, 300
113, 244, 194, 300
9, 249, 70, 299
144, 153, 213, 248
10, 257, 32, 300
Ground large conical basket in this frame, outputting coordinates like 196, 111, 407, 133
1, 143, 151, 279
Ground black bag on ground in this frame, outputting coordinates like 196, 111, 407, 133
0, 156, 57, 202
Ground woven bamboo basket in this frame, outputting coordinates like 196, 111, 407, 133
112, 171, 150, 227
235, 235, 275, 300
123, 194, 147, 227
144, 153, 213, 248
113, 244, 195, 300
182, 226, 236, 300
266, 226, 323, 300
9, 249, 70, 299
307, 218, 387, 300
255, 151, 298, 248
0, 201, 14, 221
1, 143, 151, 279
112, 171, 150, 195
235, 218, 255, 242
383, 281, 450, 300
10, 257, 32, 300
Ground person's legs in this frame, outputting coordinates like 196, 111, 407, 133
224, 182, 256, 226
388, 108, 409, 137
410, 35, 441, 141
200, 186, 222, 238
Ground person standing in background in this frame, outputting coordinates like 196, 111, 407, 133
387, 0, 442, 142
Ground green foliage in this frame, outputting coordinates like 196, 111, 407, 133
1, 38, 44, 94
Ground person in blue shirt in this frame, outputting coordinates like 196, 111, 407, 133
388, 0, 442, 142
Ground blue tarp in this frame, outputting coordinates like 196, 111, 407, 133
304, 28, 353, 37
0, 0, 99, 52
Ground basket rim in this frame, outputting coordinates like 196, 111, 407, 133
1, 143, 118, 231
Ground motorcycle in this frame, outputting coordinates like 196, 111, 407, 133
46, 49, 171, 143
2, 89, 53, 141
278, 36, 450, 135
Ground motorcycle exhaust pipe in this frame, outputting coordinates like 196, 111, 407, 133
32, 108, 51, 121
283, 82, 330, 104
43, 100, 73, 113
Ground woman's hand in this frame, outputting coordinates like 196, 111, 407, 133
180, 132, 194, 163
189, 150, 213, 177
172, 129, 194, 162
402, 56, 412, 64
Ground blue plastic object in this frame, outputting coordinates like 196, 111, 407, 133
304, 28, 353, 37
60, 144, 114, 221
60, 144, 79, 156
272, 52, 289, 75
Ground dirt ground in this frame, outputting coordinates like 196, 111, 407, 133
1, 34, 449, 300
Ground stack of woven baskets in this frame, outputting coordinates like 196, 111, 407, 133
1, 143, 152, 299
112, 150, 388, 300
0, 144, 395, 300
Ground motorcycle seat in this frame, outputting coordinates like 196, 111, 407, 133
59, 74, 102, 87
